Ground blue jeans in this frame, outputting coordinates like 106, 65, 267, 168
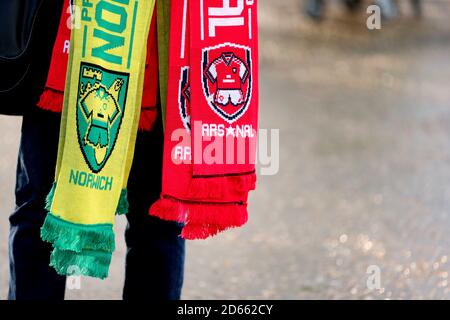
8, 106, 185, 300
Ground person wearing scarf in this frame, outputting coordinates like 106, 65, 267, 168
8, 0, 184, 300
9, 0, 258, 299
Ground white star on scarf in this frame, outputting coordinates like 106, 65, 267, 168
226, 125, 236, 137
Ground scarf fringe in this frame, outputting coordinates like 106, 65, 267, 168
189, 173, 256, 200
149, 197, 186, 223
41, 213, 116, 252
185, 202, 248, 225
50, 248, 111, 280
149, 196, 248, 240
181, 224, 227, 240
181, 201, 248, 240
37, 88, 64, 113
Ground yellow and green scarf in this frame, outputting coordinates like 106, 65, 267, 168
41, 0, 155, 279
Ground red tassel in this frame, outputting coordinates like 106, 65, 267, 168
181, 216, 248, 240
149, 197, 186, 223
149, 196, 249, 240
182, 202, 248, 239
37, 88, 64, 113
181, 224, 224, 240
189, 173, 256, 200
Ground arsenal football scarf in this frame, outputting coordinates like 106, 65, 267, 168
150, 0, 258, 239
41, 0, 155, 279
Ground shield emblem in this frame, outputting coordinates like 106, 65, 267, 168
76, 62, 129, 173
202, 43, 252, 124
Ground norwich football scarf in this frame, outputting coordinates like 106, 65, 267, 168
150, 0, 258, 239
39, 0, 159, 132
41, 0, 155, 279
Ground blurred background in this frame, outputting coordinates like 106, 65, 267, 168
2, 0, 450, 299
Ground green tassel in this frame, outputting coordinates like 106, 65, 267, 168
115, 189, 129, 215
50, 248, 111, 280
41, 213, 115, 253
45, 182, 57, 212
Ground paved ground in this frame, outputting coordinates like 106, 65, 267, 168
1, 0, 450, 299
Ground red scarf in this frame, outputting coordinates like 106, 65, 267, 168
38, 0, 159, 132
150, 0, 258, 239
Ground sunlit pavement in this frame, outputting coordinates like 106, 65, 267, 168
1, 0, 450, 299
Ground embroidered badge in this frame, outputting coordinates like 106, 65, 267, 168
202, 42, 252, 123
76, 62, 129, 173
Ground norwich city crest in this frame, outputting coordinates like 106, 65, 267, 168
76, 63, 129, 173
